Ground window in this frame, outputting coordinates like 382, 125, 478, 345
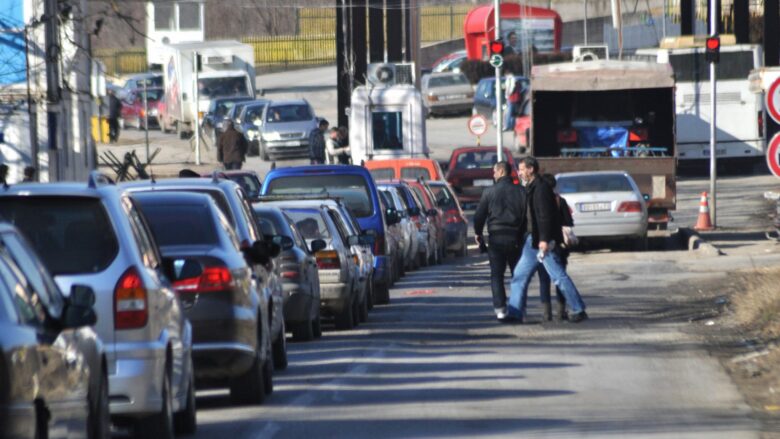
284, 209, 331, 241
0, 270, 18, 322
557, 174, 634, 194
125, 200, 162, 269
1, 233, 63, 317
217, 211, 241, 251
669, 51, 755, 83
137, 202, 219, 247
284, 213, 307, 251
267, 174, 375, 218
328, 210, 352, 242
178, 2, 201, 30
0, 255, 45, 326
455, 150, 499, 170
0, 197, 119, 276
256, 213, 281, 236
372, 111, 403, 150
265, 104, 313, 123
428, 74, 469, 88
400, 167, 431, 180
369, 168, 395, 181
198, 77, 249, 99
430, 185, 456, 209
154, 4, 174, 31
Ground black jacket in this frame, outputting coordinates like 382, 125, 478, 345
473, 176, 526, 239
527, 177, 563, 249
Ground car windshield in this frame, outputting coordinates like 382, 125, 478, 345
0, 197, 119, 275
454, 150, 503, 170
267, 174, 374, 218
430, 185, 457, 209
266, 104, 312, 123
283, 209, 331, 241
243, 105, 267, 125
400, 167, 431, 180
135, 88, 163, 101
213, 98, 253, 117
557, 174, 634, 194
228, 175, 261, 198
198, 77, 248, 99
428, 74, 469, 88
149, 189, 235, 225
369, 168, 395, 181
137, 202, 219, 246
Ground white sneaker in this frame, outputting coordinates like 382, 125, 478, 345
495, 308, 508, 320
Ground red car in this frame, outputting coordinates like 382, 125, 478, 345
445, 147, 518, 207
513, 100, 532, 154
405, 179, 447, 264
120, 87, 164, 129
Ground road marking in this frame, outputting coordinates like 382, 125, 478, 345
405, 289, 436, 296
252, 422, 280, 439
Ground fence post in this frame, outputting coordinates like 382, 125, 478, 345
450, 5, 454, 40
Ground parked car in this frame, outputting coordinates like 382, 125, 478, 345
120, 87, 164, 129
253, 206, 322, 341
380, 181, 432, 269
427, 181, 468, 257
120, 72, 163, 100
0, 173, 196, 437
120, 177, 283, 377
262, 165, 393, 304
431, 49, 467, 73
226, 100, 261, 131
405, 179, 446, 264
378, 183, 417, 271
279, 205, 362, 329
255, 99, 319, 161
133, 191, 280, 404
445, 147, 518, 207
236, 100, 271, 156
203, 170, 263, 200
512, 98, 532, 153
377, 189, 405, 282
556, 171, 649, 250
473, 75, 529, 124
364, 158, 446, 182
202, 96, 256, 142
421, 72, 474, 116
0, 223, 110, 439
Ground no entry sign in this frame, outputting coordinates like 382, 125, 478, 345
767, 77, 780, 124
767, 132, 780, 178
468, 114, 488, 137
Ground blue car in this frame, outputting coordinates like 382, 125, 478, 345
261, 165, 393, 304
473, 75, 529, 124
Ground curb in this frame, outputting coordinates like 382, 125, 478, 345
679, 227, 723, 256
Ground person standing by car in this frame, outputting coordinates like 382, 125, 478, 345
309, 118, 328, 164
21, 166, 35, 182
107, 89, 123, 143
473, 161, 526, 322
326, 127, 350, 165
218, 120, 248, 170
509, 157, 588, 323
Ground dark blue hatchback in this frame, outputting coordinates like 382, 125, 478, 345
261, 165, 393, 304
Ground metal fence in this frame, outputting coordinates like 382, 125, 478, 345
95, 4, 471, 76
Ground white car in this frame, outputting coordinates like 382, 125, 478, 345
556, 171, 649, 249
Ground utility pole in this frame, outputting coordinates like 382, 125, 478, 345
44, 0, 62, 181
24, 26, 39, 177
143, 80, 150, 166
708, 1, 718, 227
193, 51, 201, 166
494, 0, 503, 161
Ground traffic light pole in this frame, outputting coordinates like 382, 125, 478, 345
709, 6, 717, 227
494, 0, 503, 161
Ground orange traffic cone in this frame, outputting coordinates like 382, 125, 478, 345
694, 192, 714, 231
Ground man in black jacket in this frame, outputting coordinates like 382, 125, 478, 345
473, 161, 526, 321
508, 157, 588, 323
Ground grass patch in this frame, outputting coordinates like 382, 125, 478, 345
733, 268, 780, 339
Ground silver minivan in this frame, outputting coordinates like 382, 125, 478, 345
0, 174, 196, 438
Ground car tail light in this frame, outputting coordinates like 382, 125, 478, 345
173, 266, 234, 294
114, 267, 148, 330
281, 271, 300, 280
427, 94, 439, 102
556, 129, 577, 144
373, 234, 386, 256
445, 209, 462, 223
617, 201, 642, 213
316, 250, 341, 269
629, 128, 648, 142
352, 254, 360, 265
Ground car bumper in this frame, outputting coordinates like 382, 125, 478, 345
283, 283, 314, 323
319, 282, 352, 314
191, 343, 256, 380
573, 217, 648, 239
264, 139, 310, 158
108, 341, 167, 416
428, 100, 473, 113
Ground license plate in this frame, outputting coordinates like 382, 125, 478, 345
473, 179, 493, 187
278, 141, 301, 147
580, 202, 611, 212
445, 94, 467, 100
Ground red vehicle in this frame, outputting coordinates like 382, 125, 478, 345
463, 3, 562, 61
445, 147, 518, 206
513, 99, 532, 154
120, 87, 164, 129
405, 179, 446, 264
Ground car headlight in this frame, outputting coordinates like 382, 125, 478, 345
246, 129, 258, 140
216, 121, 224, 130
262, 131, 281, 141
148, 108, 158, 116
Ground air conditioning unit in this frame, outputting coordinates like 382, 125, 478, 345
573, 45, 609, 61
368, 63, 416, 86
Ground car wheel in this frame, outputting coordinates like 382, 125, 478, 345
632, 234, 649, 252
374, 282, 390, 305
312, 309, 323, 338
272, 321, 288, 370
358, 294, 369, 323
292, 318, 314, 341
173, 359, 197, 435
87, 368, 110, 439
334, 300, 355, 330
229, 349, 266, 405
135, 367, 174, 439
262, 346, 274, 395
352, 296, 361, 327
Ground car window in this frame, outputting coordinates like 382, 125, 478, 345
557, 174, 634, 194
430, 185, 457, 209
400, 167, 431, 180
0, 268, 18, 322
1, 233, 63, 316
369, 168, 395, 181
0, 197, 119, 276
283, 213, 308, 251
266, 104, 312, 123
284, 209, 331, 241
166, 189, 234, 225
125, 200, 163, 269
235, 189, 261, 242
267, 174, 375, 218
217, 210, 241, 251
0, 254, 46, 326
256, 214, 280, 236
455, 151, 500, 170
428, 74, 469, 88
410, 187, 431, 209
335, 207, 359, 236
328, 209, 353, 241
137, 201, 219, 247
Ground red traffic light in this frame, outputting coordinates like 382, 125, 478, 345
490, 40, 504, 55
706, 37, 720, 51
705, 36, 720, 63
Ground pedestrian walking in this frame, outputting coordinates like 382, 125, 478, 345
325, 127, 350, 165
218, 120, 248, 170
22, 166, 36, 182
309, 118, 328, 164
504, 74, 520, 132
536, 173, 574, 321
0, 164, 8, 188
473, 161, 527, 322
107, 89, 122, 143
508, 157, 588, 323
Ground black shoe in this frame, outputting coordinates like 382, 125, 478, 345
557, 301, 568, 321
569, 311, 588, 323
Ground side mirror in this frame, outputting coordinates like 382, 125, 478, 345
271, 235, 294, 251
243, 240, 271, 265
310, 239, 327, 253
69, 285, 96, 307
385, 208, 400, 225
409, 207, 421, 217
62, 285, 97, 328
267, 241, 282, 259
642, 194, 650, 201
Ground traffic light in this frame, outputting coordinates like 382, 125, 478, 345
489, 40, 504, 56
705, 36, 720, 63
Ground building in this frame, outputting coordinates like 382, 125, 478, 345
146, 1, 206, 67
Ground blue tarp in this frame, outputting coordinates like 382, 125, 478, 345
577, 127, 629, 157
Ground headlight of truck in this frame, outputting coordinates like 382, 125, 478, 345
262, 131, 281, 141
246, 129, 258, 140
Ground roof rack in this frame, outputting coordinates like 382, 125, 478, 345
255, 193, 343, 202
88, 171, 116, 189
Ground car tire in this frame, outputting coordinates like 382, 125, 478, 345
312, 311, 323, 338
633, 234, 649, 252
173, 360, 197, 436
351, 296, 361, 327
229, 349, 266, 405
87, 368, 110, 439
358, 295, 369, 323
374, 282, 390, 305
456, 237, 467, 257
272, 321, 288, 370
292, 319, 314, 341
334, 300, 355, 330
262, 347, 274, 395
135, 367, 174, 439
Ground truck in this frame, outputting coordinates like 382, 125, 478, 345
158, 40, 256, 137
529, 60, 677, 228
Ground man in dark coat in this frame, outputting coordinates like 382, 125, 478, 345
309, 118, 328, 164
508, 156, 588, 323
218, 120, 248, 170
474, 161, 527, 322
107, 89, 122, 143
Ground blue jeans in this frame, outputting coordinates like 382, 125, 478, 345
508, 235, 585, 318
503, 102, 515, 131
538, 259, 566, 304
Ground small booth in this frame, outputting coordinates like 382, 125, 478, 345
463, 3, 562, 61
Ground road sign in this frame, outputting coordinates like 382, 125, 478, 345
468, 114, 488, 137
767, 132, 780, 178
767, 77, 780, 124
489, 54, 503, 68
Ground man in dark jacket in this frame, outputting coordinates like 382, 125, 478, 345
309, 118, 328, 164
218, 120, 248, 170
107, 90, 122, 143
473, 161, 526, 321
508, 157, 588, 323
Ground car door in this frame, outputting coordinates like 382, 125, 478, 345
287, 217, 320, 301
